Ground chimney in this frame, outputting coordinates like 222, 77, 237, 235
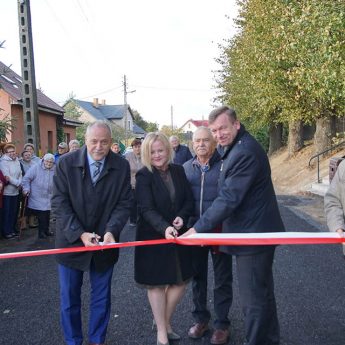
93, 98, 99, 108
101, 99, 106, 105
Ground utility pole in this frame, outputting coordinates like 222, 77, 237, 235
123, 74, 135, 146
17, 0, 40, 153
123, 74, 128, 146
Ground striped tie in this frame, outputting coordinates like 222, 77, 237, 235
93, 161, 101, 180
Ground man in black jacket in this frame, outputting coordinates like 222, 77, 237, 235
52, 121, 132, 345
183, 106, 285, 345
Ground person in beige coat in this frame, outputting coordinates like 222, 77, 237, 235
324, 160, 345, 246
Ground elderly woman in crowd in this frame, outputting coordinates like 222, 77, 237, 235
0, 144, 22, 239
22, 153, 55, 239
19, 150, 36, 175
23, 143, 41, 165
68, 139, 80, 152
134, 132, 194, 345
125, 138, 143, 226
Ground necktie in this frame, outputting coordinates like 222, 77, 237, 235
93, 161, 101, 181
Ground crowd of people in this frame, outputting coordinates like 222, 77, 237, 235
0, 140, 79, 240
3, 106, 342, 345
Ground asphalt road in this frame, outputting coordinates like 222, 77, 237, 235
0, 195, 344, 345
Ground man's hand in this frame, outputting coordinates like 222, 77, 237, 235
103, 232, 116, 244
180, 227, 197, 238
165, 226, 178, 239
172, 216, 183, 230
80, 232, 101, 247
336, 229, 344, 236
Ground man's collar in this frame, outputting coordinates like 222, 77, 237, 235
87, 152, 106, 166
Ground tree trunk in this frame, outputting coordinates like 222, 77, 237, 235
288, 120, 303, 157
268, 123, 283, 156
314, 116, 333, 155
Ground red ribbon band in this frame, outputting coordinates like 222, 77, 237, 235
0, 232, 344, 260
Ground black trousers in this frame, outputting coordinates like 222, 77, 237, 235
130, 189, 137, 224
192, 246, 233, 330
31, 209, 51, 237
236, 248, 279, 345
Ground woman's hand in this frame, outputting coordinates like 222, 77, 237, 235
165, 226, 178, 239
172, 216, 183, 230
103, 232, 115, 244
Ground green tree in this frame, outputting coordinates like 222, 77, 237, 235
63, 93, 82, 120
0, 112, 15, 142
216, 0, 345, 156
145, 122, 159, 132
132, 109, 158, 132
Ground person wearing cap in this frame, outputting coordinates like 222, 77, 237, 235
23, 143, 41, 165
22, 153, 55, 239
54, 142, 69, 162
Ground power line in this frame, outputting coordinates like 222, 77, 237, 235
75, 0, 89, 22
78, 85, 123, 100
132, 84, 213, 92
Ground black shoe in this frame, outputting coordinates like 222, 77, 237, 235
4, 234, 15, 240
38, 233, 47, 239
45, 231, 54, 237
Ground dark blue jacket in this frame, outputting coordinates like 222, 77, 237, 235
183, 150, 222, 227
173, 144, 193, 165
193, 125, 285, 255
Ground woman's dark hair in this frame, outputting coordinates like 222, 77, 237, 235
131, 138, 142, 147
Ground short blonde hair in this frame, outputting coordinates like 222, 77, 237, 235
141, 132, 174, 172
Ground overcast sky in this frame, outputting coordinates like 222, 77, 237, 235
1, 0, 238, 127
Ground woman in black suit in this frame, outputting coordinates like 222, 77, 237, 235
135, 132, 194, 345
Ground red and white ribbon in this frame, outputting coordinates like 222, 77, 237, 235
0, 232, 344, 260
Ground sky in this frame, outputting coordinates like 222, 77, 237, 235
1, 0, 239, 128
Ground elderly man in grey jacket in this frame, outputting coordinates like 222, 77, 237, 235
324, 160, 345, 248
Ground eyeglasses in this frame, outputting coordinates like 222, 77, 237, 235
7, 151, 15, 154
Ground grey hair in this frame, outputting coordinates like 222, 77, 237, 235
192, 126, 213, 141
85, 120, 112, 138
43, 153, 54, 162
169, 135, 179, 142
68, 139, 80, 148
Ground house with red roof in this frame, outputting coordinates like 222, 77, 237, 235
180, 118, 209, 133
0, 61, 79, 154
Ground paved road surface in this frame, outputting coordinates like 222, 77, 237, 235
0, 195, 344, 345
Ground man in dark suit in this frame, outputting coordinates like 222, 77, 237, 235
52, 120, 132, 345
183, 106, 285, 345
